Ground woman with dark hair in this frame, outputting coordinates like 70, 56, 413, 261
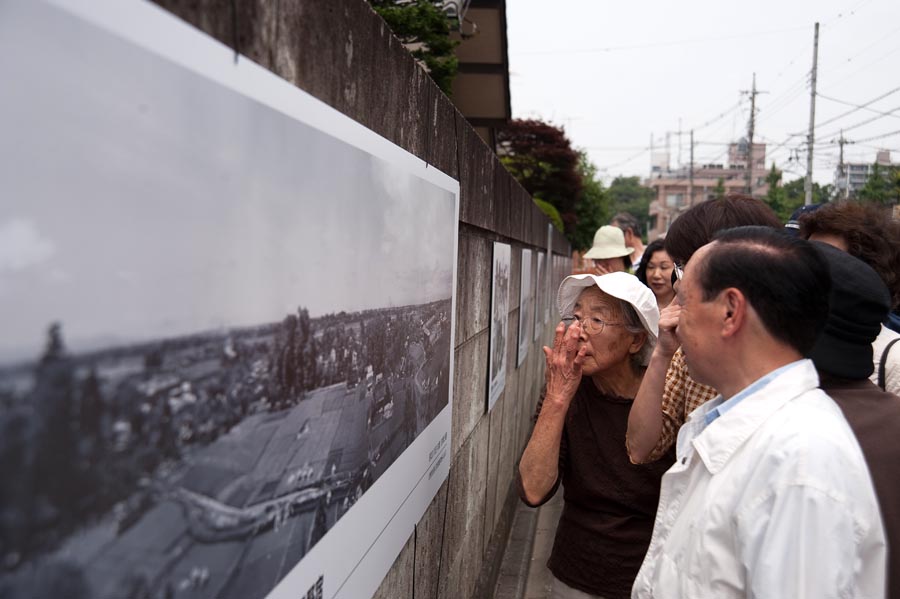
635, 239, 675, 309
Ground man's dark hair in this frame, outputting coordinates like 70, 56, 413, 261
611, 212, 641, 236
697, 226, 831, 355
664, 194, 781, 264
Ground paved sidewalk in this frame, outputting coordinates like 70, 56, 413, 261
493, 491, 563, 599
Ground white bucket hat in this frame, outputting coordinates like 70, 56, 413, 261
556, 273, 659, 362
583, 225, 635, 260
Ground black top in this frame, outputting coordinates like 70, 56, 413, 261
517, 378, 675, 599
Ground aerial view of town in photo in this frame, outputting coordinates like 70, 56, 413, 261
0, 6, 459, 595
0, 299, 451, 599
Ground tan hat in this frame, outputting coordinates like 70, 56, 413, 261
583, 225, 635, 260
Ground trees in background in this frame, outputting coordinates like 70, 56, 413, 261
571, 153, 611, 251
497, 119, 583, 238
858, 162, 900, 205
765, 163, 837, 222
369, 0, 459, 95
605, 176, 654, 240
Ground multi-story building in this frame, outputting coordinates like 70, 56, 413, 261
645, 139, 768, 240
449, 0, 510, 150
834, 150, 895, 199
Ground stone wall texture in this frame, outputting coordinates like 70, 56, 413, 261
150, 1, 570, 596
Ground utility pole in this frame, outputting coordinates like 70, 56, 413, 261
665, 131, 671, 171
741, 73, 765, 196
677, 118, 683, 168
689, 129, 695, 206
805, 23, 820, 205
834, 130, 854, 199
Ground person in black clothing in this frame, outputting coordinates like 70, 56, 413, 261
808, 241, 900, 599
517, 272, 670, 599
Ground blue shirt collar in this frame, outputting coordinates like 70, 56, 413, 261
703, 360, 806, 428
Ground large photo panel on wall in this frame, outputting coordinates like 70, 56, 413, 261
0, 1, 458, 598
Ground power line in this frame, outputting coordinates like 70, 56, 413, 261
818, 105, 900, 140
854, 129, 900, 144
817, 92, 900, 120
599, 146, 652, 171
820, 41, 900, 93
813, 85, 900, 130
789, 85, 900, 136
688, 99, 744, 132
819, 22, 900, 81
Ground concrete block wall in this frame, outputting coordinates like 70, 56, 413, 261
151, 1, 570, 596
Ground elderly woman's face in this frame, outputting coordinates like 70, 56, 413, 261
572, 287, 646, 377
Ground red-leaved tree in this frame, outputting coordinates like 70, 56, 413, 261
497, 119, 583, 236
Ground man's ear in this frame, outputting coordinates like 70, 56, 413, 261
720, 288, 745, 337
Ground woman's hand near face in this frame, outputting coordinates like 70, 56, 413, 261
593, 261, 614, 276
542, 321, 588, 408
655, 301, 681, 358
519, 321, 587, 506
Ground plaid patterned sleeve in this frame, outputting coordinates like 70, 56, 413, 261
644, 347, 719, 461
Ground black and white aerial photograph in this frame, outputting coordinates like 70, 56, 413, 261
517, 249, 533, 368
0, 2, 458, 599
488, 243, 511, 411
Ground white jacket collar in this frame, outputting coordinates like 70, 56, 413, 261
685, 359, 820, 475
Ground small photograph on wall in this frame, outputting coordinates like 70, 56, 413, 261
553, 254, 566, 321
516, 249, 534, 367
533, 252, 546, 342
0, 2, 457, 599
488, 243, 511, 411
544, 225, 554, 324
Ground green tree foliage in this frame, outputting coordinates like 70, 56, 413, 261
713, 177, 726, 199
782, 177, 834, 208
571, 152, 610, 251
534, 198, 564, 232
858, 163, 900, 205
763, 164, 803, 223
370, 0, 459, 95
497, 119, 583, 238
605, 176, 654, 240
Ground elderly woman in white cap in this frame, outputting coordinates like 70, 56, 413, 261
584, 225, 635, 275
516, 273, 673, 599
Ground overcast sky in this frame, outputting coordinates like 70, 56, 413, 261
0, 1, 455, 362
506, 0, 900, 186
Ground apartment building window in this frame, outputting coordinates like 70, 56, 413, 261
666, 193, 683, 207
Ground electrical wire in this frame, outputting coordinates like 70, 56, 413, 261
817, 105, 900, 140
817, 91, 900, 121
789, 85, 900, 135
854, 129, 900, 144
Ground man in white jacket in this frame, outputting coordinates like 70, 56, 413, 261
632, 226, 886, 599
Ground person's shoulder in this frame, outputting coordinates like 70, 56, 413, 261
756, 389, 867, 471
827, 379, 900, 427
874, 324, 900, 352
